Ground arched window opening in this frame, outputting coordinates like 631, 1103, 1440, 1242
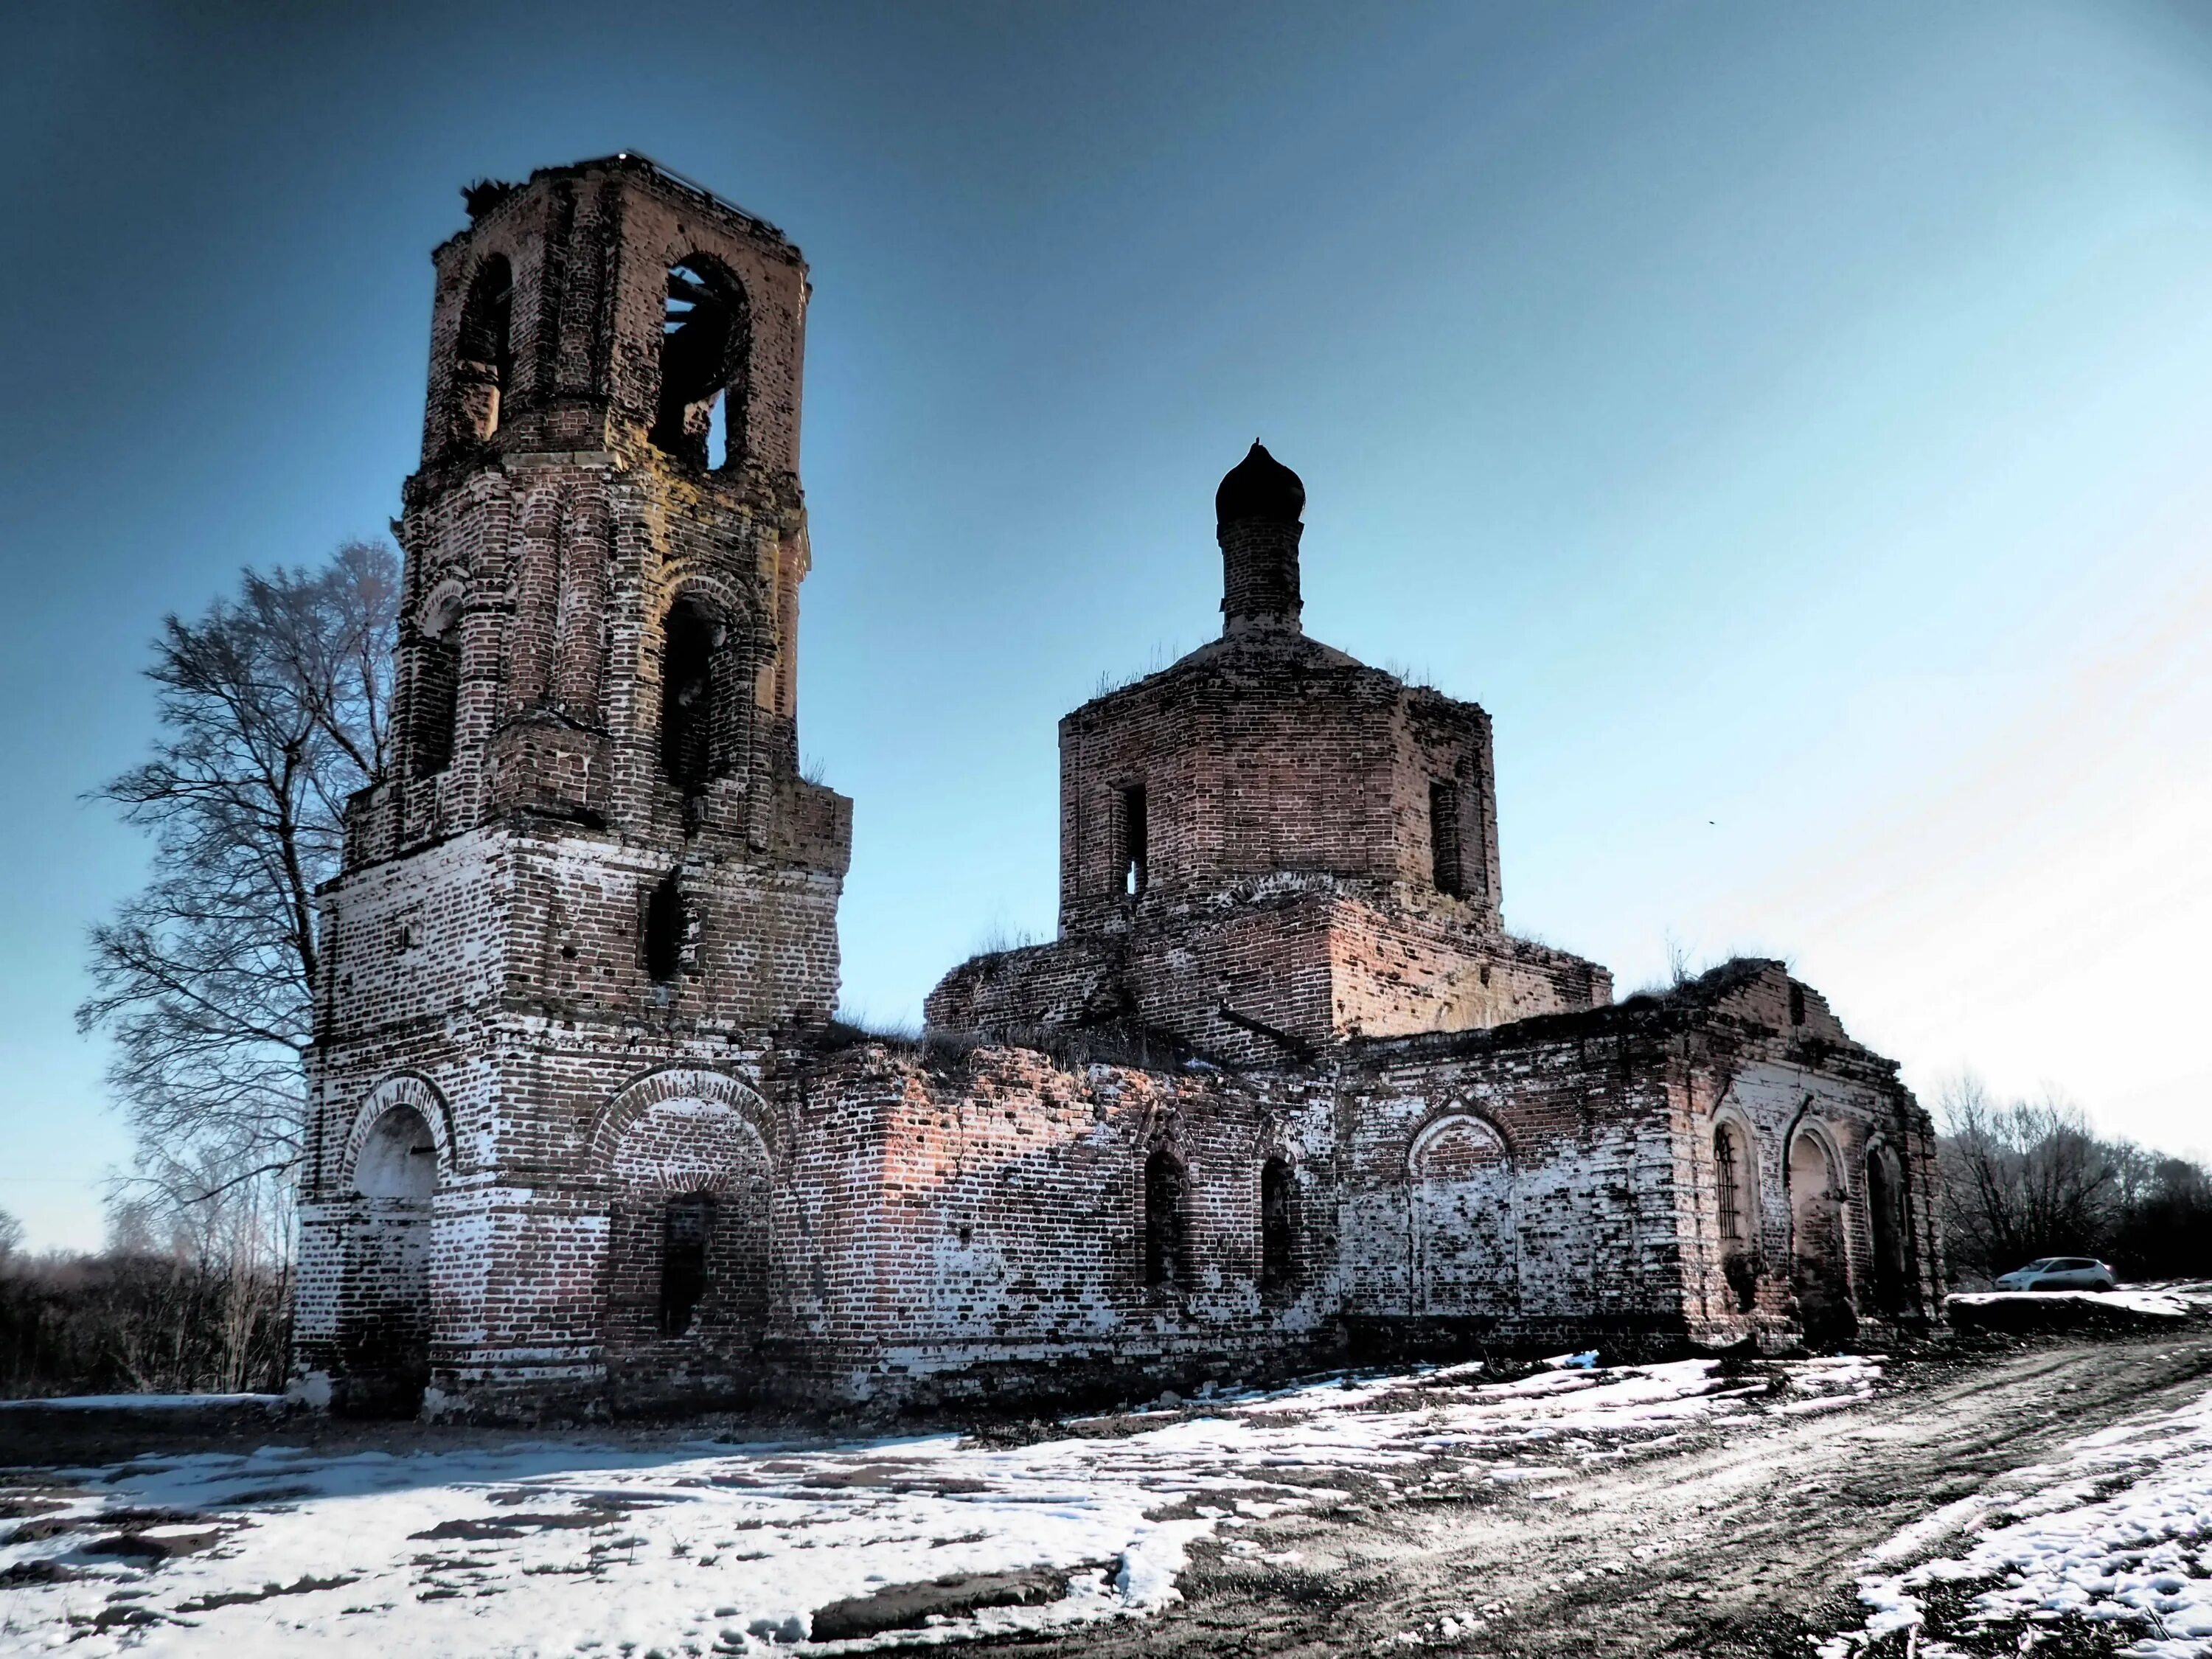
410, 594, 462, 779
1260, 1158, 1295, 1290
1866, 1150, 1908, 1315
355, 1105, 437, 1200
652, 258, 750, 469
660, 596, 722, 795
644, 873, 689, 984
659, 1193, 715, 1337
1144, 1150, 1188, 1288
1715, 1124, 1745, 1242
454, 256, 513, 442
1715, 1121, 1756, 1313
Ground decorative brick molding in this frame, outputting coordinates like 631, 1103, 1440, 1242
339, 1073, 456, 1190
591, 1065, 783, 1179
1405, 1106, 1517, 1178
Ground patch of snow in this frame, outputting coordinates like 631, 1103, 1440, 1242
0, 1356, 1880, 1655
1947, 1290, 2191, 1318
0, 1393, 286, 1412
1828, 1377, 2212, 1656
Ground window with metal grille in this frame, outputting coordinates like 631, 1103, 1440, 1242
1715, 1126, 1745, 1242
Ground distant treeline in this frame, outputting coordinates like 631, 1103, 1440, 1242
0, 1248, 290, 1400
1938, 1078, 2212, 1284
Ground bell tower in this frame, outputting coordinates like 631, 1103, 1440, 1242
293, 157, 852, 1419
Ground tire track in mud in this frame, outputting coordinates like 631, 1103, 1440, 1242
981, 1336, 2212, 1658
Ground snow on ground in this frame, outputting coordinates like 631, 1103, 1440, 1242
1823, 1370, 2212, 1658
1947, 1290, 2195, 1319
0, 1397, 285, 1413
0, 1355, 1879, 1656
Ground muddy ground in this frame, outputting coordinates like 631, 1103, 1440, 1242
5, 1331, 2206, 1655
976, 1332, 2212, 1658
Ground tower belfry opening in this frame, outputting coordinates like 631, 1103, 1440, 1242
453, 256, 512, 442
653, 258, 749, 469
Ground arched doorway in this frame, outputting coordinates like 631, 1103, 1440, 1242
1410, 1115, 1517, 1318
341, 1100, 439, 1417
1788, 1129, 1855, 1343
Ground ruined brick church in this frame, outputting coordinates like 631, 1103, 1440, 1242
292, 156, 1944, 1420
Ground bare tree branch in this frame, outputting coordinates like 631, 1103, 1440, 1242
78, 543, 398, 1242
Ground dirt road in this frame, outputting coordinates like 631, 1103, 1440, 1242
986, 1335, 2212, 1658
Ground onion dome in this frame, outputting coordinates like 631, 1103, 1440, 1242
1214, 442, 1305, 525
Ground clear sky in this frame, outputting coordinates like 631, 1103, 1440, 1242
4, 1, 2209, 1251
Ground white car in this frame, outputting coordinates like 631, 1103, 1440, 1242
1994, 1256, 2118, 1293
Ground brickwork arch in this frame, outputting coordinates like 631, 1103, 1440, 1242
1405, 1105, 1517, 1178
591, 1066, 782, 1177
340, 1074, 456, 1193
418, 574, 467, 636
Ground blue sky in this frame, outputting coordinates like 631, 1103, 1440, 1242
4, 1, 2210, 1250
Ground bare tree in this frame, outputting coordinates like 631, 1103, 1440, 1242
77, 542, 397, 1235
1938, 1073, 2120, 1279
0, 1208, 24, 1265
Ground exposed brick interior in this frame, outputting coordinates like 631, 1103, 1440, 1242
294, 156, 1944, 1425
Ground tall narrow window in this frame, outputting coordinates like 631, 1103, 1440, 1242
1260, 1158, 1295, 1290
659, 1194, 714, 1336
1121, 785, 1148, 897
653, 257, 750, 469
644, 873, 686, 984
1789, 984, 1807, 1026
1714, 1125, 1744, 1242
660, 597, 719, 794
1429, 779, 1464, 897
1144, 1150, 1186, 1287
454, 256, 512, 442
410, 597, 462, 779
